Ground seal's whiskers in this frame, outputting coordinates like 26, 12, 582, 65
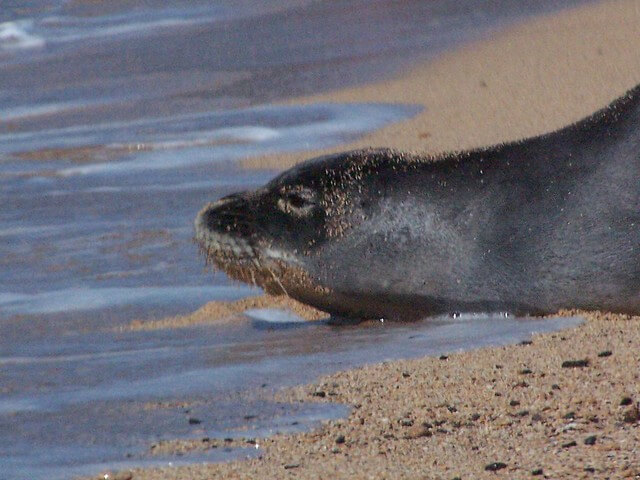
267, 268, 289, 297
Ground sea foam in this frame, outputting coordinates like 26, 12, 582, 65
0, 20, 45, 50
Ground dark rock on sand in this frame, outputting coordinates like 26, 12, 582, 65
485, 462, 507, 472
561, 359, 590, 368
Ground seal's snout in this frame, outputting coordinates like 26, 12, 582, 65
194, 191, 253, 247
194, 203, 216, 237
210, 192, 247, 210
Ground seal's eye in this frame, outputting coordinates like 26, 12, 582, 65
277, 187, 316, 216
286, 191, 307, 209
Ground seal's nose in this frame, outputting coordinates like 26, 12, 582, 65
209, 192, 246, 209
194, 203, 215, 235
194, 192, 250, 239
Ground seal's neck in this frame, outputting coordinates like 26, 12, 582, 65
493, 83, 640, 176
567, 83, 640, 140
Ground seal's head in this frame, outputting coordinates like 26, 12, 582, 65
195, 149, 401, 308
195, 148, 429, 319
195, 187, 323, 294
195, 153, 338, 298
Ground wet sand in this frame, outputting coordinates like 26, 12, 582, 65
125, 295, 324, 331
125, 311, 639, 479
113, 0, 640, 478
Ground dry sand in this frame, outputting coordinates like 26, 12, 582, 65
110, 1, 640, 478
245, 0, 640, 170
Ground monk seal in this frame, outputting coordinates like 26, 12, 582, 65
195, 84, 640, 321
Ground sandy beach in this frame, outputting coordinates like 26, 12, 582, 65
120, 0, 640, 478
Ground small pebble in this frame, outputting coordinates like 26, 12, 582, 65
620, 396, 633, 406
584, 435, 597, 445
404, 424, 433, 439
562, 440, 577, 448
561, 359, 590, 368
622, 406, 640, 423
485, 462, 507, 472
531, 468, 543, 476
597, 350, 612, 357
335, 435, 345, 444
560, 422, 578, 432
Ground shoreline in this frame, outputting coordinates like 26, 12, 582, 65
123, 311, 640, 480
116, 0, 640, 478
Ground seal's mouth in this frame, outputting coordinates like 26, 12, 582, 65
194, 196, 291, 295
195, 207, 256, 262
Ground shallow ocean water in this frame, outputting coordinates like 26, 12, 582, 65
0, 312, 582, 480
0, 0, 594, 478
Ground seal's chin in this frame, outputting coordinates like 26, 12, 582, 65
194, 214, 292, 296
194, 229, 278, 294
